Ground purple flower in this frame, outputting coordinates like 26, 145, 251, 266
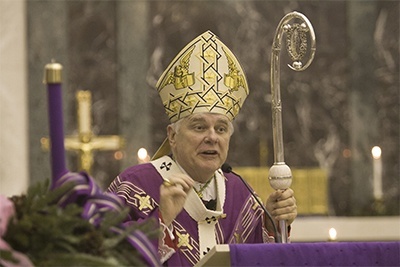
0, 195, 34, 267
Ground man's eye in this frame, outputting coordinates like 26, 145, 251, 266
193, 125, 205, 131
217, 126, 228, 133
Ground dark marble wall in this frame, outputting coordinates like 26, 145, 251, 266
28, 1, 151, 189
147, 1, 399, 215
28, 0, 68, 186
28, 0, 399, 216
67, 2, 120, 187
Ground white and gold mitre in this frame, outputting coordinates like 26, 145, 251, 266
156, 30, 249, 123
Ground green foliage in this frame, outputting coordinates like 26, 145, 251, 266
2, 180, 159, 266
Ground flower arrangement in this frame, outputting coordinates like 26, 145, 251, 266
0, 172, 160, 267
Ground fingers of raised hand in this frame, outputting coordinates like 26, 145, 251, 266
162, 174, 194, 192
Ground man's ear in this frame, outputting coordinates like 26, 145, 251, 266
167, 125, 176, 146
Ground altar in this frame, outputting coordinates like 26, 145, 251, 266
194, 215, 400, 266
195, 242, 400, 266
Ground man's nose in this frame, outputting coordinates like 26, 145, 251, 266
204, 129, 218, 143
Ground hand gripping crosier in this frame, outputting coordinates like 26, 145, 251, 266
268, 11, 316, 243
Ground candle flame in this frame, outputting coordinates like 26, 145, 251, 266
137, 148, 150, 163
371, 146, 382, 159
329, 228, 337, 241
114, 151, 123, 160
342, 148, 351, 158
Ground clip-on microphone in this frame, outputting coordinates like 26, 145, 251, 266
221, 163, 282, 243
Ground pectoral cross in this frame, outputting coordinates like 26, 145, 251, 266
41, 90, 124, 174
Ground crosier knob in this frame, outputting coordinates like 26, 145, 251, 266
268, 163, 292, 243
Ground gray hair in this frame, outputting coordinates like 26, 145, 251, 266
169, 117, 234, 136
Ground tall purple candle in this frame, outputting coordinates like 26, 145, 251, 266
43, 62, 68, 187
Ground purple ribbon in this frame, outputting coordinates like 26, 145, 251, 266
53, 171, 160, 266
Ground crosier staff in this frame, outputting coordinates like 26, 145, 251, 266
269, 11, 316, 243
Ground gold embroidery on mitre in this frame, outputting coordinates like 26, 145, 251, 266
156, 31, 249, 122
185, 94, 199, 108
204, 91, 217, 106
222, 47, 248, 93
158, 46, 196, 90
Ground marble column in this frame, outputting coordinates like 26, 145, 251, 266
117, 1, 151, 170
27, 0, 68, 186
348, 1, 379, 214
0, 0, 29, 196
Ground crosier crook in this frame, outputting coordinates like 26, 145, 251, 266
269, 11, 316, 243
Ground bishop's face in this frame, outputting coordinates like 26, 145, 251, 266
168, 113, 233, 183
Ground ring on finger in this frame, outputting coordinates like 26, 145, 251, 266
163, 180, 175, 187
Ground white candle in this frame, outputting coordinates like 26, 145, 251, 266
371, 146, 383, 200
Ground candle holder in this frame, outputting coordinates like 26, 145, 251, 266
372, 198, 386, 215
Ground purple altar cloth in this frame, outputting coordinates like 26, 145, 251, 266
230, 242, 400, 266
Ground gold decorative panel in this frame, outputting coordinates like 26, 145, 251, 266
234, 167, 328, 215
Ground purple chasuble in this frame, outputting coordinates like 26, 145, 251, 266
107, 161, 266, 266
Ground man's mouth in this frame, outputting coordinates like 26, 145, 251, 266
201, 150, 218, 155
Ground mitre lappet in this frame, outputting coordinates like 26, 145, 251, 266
153, 30, 249, 159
